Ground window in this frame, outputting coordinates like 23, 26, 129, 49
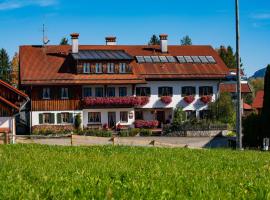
158, 87, 173, 97
119, 63, 126, 73
61, 88, 69, 99
95, 63, 103, 73
83, 87, 92, 97
107, 87, 115, 97
83, 63, 90, 73
88, 112, 101, 123
119, 87, 127, 97
40, 113, 54, 124
42, 88, 50, 99
136, 87, 151, 96
43, 113, 51, 124
199, 110, 210, 120
135, 111, 143, 120
120, 112, 128, 123
95, 87, 104, 97
107, 63, 115, 73
186, 111, 196, 120
182, 86, 196, 96
61, 113, 71, 123
199, 86, 213, 96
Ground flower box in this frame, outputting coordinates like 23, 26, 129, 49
160, 96, 172, 105
82, 96, 149, 107
134, 120, 159, 129
183, 95, 195, 104
200, 95, 212, 104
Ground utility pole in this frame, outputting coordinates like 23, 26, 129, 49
235, 0, 242, 149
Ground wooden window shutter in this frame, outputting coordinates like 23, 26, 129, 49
103, 63, 107, 73
39, 113, 43, 124
57, 113, 61, 124
69, 113, 73, 123
69, 88, 73, 99
115, 64, 119, 74
50, 113, 55, 124
91, 64, 95, 73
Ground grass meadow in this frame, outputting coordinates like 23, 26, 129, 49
0, 144, 270, 199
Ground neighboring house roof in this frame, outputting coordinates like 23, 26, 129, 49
0, 80, 28, 98
252, 91, 264, 109
0, 96, 20, 110
243, 103, 252, 110
19, 45, 229, 85
220, 83, 252, 93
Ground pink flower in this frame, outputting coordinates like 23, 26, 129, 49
200, 95, 212, 104
160, 96, 172, 105
183, 95, 195, 104
134, 120, 159, 129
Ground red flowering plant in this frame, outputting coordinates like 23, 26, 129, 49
82, 96, 149, 107
103, 123, 109, 130
200, 95, 212, 104
160, 96, 172, 105
134, 120, 159, 129
183, 95, 195, 104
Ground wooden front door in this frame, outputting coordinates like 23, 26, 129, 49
108, 112, 116, 129
156, 111, 165, 128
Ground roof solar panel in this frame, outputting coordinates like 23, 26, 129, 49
166, 56, 177, 63
191, 56, 201, 63
144, 56, 153, 63
151, 56, 160, 63
199, 56, 209, 63
176, 56, 186, 63
184, 56, 193, 63
159, 56, 168, 63
136, 56, 145, 63
206, 56, 216, 63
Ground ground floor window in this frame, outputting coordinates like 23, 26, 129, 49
186, 110, 196, 120
135, 111, 143, 120
120, 111, 128, 123
88, 112, 101, 123
199, 110, 210, 119
39, 113, 55, 124
57, 113, 73, 124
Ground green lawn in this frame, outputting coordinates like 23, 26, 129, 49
1, 145, 270, 199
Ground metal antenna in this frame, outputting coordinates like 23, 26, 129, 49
235, 0, 242, 149
42, 24, 50, 46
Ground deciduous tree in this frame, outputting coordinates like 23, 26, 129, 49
11, 52, 19, 87
180, 35, 192, 46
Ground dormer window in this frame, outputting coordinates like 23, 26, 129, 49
83, 63, 90, 73
96, 63, 103, 73
119, 63, 126, 73
107, 63, 115, 73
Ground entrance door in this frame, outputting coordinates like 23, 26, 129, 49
156, 111, 165, 128
108, 112, 116, 129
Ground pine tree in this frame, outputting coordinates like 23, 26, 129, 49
148, 35, 160, 45
60, 37, 69, 45
0, 48, 11, 83
180, 35, 192, 46
218, 45, 243, 69
261, 65, 270, 137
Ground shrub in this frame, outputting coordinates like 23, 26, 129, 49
183, 95, 195, 104
172, 107, 186, 126
243, 113, 262, 147
129, 128, 140, 137
82, 129, 112, 137
74, 114, 82, 130
32, 125, 74, 135
134, 120, 159, 129
160, 96, 172, 105
119, 131, 129, 137
140, 129, 152, 136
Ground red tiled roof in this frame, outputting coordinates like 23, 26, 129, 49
19, 45, 229, 85
220, 83, 252, 93
252, 91, 264, 109
0, 80, 28, 98
243, 103, 252, 110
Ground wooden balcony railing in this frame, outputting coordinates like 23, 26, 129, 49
31, 99, 81, 111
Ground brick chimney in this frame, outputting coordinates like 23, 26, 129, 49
70, 33, 79, 53
159, 34, 168, 53
106, 36, 117, 45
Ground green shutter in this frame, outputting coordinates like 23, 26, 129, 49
57, 113, 61, 124
39, 114, 43, 124
50, 113, 55, 124
69, 113, 73, 123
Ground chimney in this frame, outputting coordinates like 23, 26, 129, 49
70, 33, 79, 53
159, 34, 168, 53
106, 36, 117, 45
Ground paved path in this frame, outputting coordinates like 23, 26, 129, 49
16, 135, 231, 148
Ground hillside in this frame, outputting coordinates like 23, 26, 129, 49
252, 68, 266, 78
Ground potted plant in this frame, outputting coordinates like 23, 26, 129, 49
183, 95, 195, 104
160, 96, 172, 105
200, 95, 212, 104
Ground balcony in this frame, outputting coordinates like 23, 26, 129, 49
81, 96, 149, 108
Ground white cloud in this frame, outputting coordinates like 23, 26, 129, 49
251, 13, 270, 20
0, 0, 57, 10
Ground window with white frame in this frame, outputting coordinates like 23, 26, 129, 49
107, 63, 114, 73
95, 87, 104, 97
83, 63, 90, 73
61, 113, 70, 123
42, 88, 50, 99
95, 63, 103, 73
158, 87, 173, 97
199, 86, 213, 96
83, 87, 92, 97
119, 87, 127, 97
61, 88, 69, 99
119, 63, 126, 73
107, 87, 115, 97
120, 112, 128, 123
88, 112, 101, 123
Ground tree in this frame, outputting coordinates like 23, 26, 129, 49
148, 35, 160, 45
180, 35, 192, 46
217, 45, 243, 69
172, 107, 186, 126
243, 113, 262, 147
11, 52, 19, 87
249, 78, 264, 95
0, 48, 11, 83
208, 92, 236, 126
60, 37, 69, 45
261, 65, 270, 137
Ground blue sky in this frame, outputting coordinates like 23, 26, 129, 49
0, 0, 269, 76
